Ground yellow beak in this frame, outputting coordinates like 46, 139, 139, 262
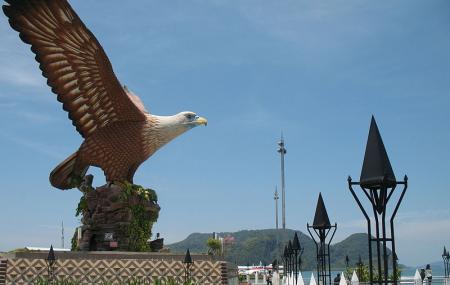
195, 116, 208, 126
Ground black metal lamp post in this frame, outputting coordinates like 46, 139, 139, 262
283, 245, 288, 279
393, 253, 400, 281
345, 255, 350, 270
288, 240, 293, 279
356, 255, 364, 281
292, 232, 304, 285
292, 233, 302, 285
446, 252, 450, 279
46, 245, 56, 283
443, 247, 449, 278
348, 116, 408, 285
299, 254, 303, 273
307, 193, 337, 285
183, 249, 194, 284
273, 259, 278, 272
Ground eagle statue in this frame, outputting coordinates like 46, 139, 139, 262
3, 0, 207, 190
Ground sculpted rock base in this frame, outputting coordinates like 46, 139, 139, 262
75, 181, 160, 251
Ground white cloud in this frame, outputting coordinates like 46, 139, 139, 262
395, 209, 450, 244
0, 65, 45, 87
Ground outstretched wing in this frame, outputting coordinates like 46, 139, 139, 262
3, 0, 147, 138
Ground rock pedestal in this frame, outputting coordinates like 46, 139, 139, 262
76, 182, 160, 251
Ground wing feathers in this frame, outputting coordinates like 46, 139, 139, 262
3, 0, 147, 138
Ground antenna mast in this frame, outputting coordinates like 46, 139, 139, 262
277, 133, 287, 229
61, 221, 65, 249
274, 186, 279, 229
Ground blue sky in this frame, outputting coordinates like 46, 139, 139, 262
0, 0, 449, 266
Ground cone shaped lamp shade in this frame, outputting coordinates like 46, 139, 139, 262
47, 245, 56, 262
292, 232, 301, 251
46, 244, 56, 268
183, 249, 193, 264
360, 116, 396, 188
312, 193, 331, 230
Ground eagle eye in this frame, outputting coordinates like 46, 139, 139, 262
186, 114, 195, 120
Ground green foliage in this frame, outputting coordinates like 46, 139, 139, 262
151, 277, 197, 285
120, 182, 159, 252
33, 277, 81, 285
122, 277, 151, 285
72, 181, 159, 252
8, 247, 30, 253
389, 266, 402, 281
170, 229, 315, 266
346, 265, 370, 282
373, 266, 402, 283
206, 238, 222, 255
120, 181, 158, 202
127, 204, 152, 251
33, 278, 47, 285
33, 276, 195, 285
68, 175, 83, 189
162, 277, 197, 285
345, 265, 402, 283
118, 278, 195, 285
70, 229, 78, 251
75, 195, 87, 218
168, 230, 378, 270
164, 278, 178, 285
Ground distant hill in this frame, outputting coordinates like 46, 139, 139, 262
419, 261, 444, 270
167, 229, 387, 270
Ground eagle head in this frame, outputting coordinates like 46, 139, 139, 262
151, 111, 207, 146
178, 111, 208, 128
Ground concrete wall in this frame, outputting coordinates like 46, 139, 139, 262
4, 251, 238, 285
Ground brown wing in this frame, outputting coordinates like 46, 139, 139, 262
3, 0, 147, 138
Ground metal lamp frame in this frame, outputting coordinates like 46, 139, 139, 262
307, 223, 337, 285
348, 175, 408, 285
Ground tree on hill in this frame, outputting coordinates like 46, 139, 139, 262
206, 238, 222, 255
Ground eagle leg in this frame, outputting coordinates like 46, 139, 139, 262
103, 163, 140, 189
126, 164, 140, 184
77, 174, 94, 193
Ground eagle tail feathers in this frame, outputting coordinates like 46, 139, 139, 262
50, 152, 87, 190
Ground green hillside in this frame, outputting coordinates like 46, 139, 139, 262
167, 229, 385, 270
